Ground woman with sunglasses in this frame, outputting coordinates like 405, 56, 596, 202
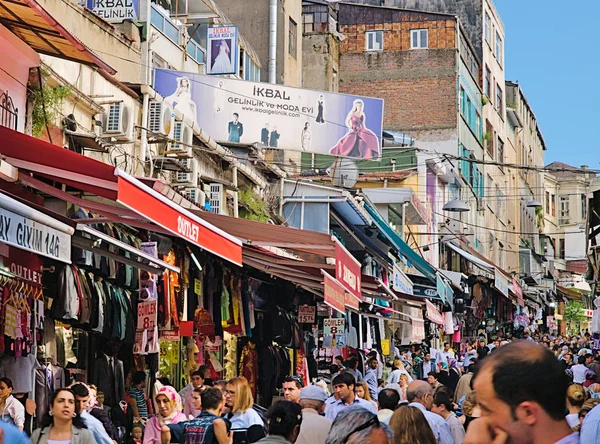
256, 401, 302, 444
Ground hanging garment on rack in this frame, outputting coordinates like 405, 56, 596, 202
239, 342, 258, 400
0, 354, 39, 393
51, 266, 79, 321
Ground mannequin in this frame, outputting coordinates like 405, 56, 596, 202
91, 344, 125, 407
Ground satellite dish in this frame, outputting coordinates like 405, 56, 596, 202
330, 158, 359, 188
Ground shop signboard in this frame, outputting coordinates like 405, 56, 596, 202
425, 299, 444, 325
87, 0, 138, 23
161, 329, 180, 341
381, 339, 390, 356
334, 240, 362, 301
511, 278, 524, 307
207, 26, 239, 75
323, 270, 346, 314
323, 318, 345, 336
2, 246, 43, 284
137, 300, 157, 330
298, 305, 316, 323
494, 269, 510, 298
412, 319, 426, 342
153, 69, 384, 160
413, 284, 439, 299
344, 292, 360, 311
393, 263, 413, 295
0, 207, 71, 263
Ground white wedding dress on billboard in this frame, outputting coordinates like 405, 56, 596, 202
212, 40, 233, 73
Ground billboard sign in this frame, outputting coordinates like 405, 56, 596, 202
207, 26, 239, 75
323, 270, 346, 314
87, 0, 138, 23
153, 69, 384, 160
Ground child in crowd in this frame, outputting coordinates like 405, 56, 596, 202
130, 423, 144, 444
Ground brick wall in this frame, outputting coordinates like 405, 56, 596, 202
338, 4, 458, 132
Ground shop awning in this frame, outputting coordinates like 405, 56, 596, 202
76, 225, 180, 273
0, 0, 116, 74
0, 190, 74, 263
0, 126, 242, 266
364, 203, 437, 283
445, 242, 494, 272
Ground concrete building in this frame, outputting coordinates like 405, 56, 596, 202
302, 0, 340, 92
214, 0, 303, 86
544, 162, 596, 293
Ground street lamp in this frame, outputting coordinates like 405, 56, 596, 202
526, 199, 543, 208
443, 199, 470, 212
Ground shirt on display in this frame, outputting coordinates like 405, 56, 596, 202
0, 354, 40, 393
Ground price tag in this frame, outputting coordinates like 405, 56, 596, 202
298, 305, 316, 323
137, 300, 157, 330
194, 278, 202, 295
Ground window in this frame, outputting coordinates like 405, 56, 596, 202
186, 40, 205, 64
302, 9, 328, 33
582, 194, 588, 220
485, 119, 494, 157
151, 5, 180, 44
559, 196, 570, 225
545, 191, 550, 214
559, 238, 565, 260
466, 97, 472, 125
496, 83, 503, 116
497, 137, 504, 170
476, 111, 482, 141
551, 194, 556, 217
484, 66, 491, 97
366, 31, 384, 51
410, 29, 428, 49
289, 18, 297, 58
495, 32, 503, 65
460, 87, 465, 115
460, 145, 471, 183
484, 12, 491, 43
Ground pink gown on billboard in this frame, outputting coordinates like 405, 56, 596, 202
329, 114, 380, 159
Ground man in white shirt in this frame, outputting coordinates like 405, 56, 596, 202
570, 355, 591, 384
407, 380, 453, 444
432, 392, 465, 444
439, 343, 455, 365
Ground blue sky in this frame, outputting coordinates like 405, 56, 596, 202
495, 1, 599, 168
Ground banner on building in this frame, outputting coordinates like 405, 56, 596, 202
334, 240, 362, 301
412, 319, 426, 342
323, 270, 346, 314
495, 269, 510, 298
425, 299, 444, 325
153, 69, 384, 160
87, 0, 138, 23
393, 263, 413, 295
510, 278, 524, 307
207, 26, 239, 75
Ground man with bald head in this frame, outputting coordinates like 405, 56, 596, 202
464, 340, 577, 444
407, 380, 453, 444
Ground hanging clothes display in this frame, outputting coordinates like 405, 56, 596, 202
239, 341, 258, 399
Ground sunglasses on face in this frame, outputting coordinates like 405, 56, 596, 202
341, 414, 380, 444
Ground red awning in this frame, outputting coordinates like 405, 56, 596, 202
0, 0, 116, 74
0, 126, 242, 266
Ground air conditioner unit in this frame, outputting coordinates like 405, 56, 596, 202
148, 100, 174, 138
183, 187, 205, 207
173, 158, 198, 187
170, 121, 193, 156
209, 183, 226, 215
101, 102, 134, 142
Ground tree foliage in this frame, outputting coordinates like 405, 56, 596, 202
563, 300, 587, 335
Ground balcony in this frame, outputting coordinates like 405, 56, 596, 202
558, 217, 570, 226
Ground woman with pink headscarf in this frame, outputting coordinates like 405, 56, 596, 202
143, 386, 187, 444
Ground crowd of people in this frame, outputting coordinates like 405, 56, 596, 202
4, 333, 600, 444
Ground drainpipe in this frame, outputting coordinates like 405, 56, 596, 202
268, 0, 277, 84
233, 166, 239, 218
140, 92, 149, 174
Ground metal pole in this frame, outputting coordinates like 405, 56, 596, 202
268, 0, 278, 84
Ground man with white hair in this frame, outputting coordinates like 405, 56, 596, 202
296, 385, 332, 444
325, 406, 391, 444
407, 380, 453, 444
